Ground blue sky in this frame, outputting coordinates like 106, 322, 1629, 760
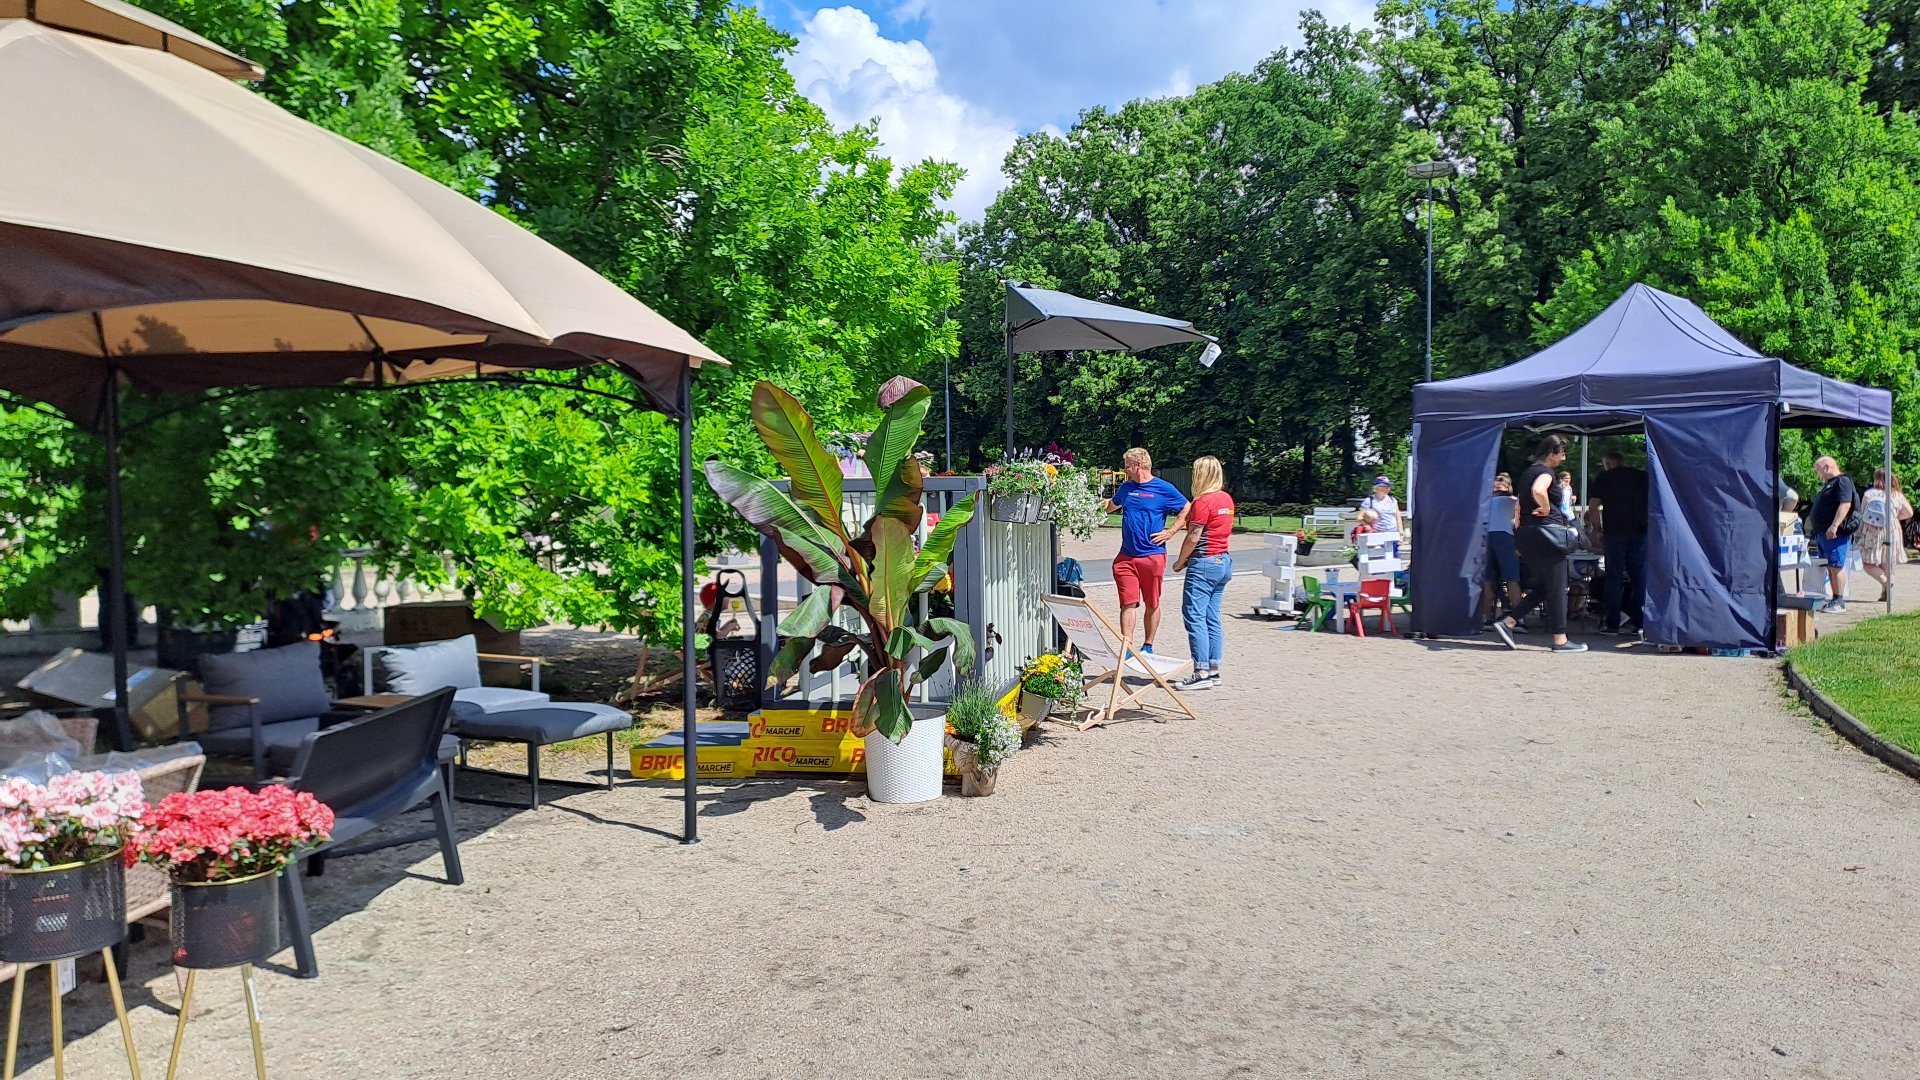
761, 1, 1373, 221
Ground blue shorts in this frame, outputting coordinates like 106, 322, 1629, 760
1816, 533, 1852, 565
1486, 531, 1519, 584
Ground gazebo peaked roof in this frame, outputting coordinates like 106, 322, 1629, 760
1412, 283, 1892, 430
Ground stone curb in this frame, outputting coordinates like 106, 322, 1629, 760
1784, 661, 1920, 783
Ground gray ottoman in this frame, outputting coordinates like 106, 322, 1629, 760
450, 704, 631, 808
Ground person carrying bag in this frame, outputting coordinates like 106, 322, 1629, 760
1494, 434, 1587, 654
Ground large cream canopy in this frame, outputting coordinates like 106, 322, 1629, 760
0, 16, 726, 424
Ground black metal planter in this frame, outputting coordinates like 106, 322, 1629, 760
0, 847, 126, 964
170, 870, 281, 970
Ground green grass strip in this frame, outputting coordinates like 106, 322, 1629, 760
1790, 611, 1920, 756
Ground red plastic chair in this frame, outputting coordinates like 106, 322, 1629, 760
1348, 579, 1396, 638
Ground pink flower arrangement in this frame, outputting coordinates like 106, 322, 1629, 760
0, 771, 147, 870
131, 786, 334, 884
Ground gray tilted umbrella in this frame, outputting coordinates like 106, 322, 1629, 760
0, 13, 725, 839
1002, 282, 1216, 451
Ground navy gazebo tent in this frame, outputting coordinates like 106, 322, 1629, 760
1410, 284, 1893, 649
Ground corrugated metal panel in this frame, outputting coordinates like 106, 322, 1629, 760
979, 515, 1052, 689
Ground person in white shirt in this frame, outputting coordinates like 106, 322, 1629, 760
1479, 473, 1522, 626
1360, 475, 1402, 555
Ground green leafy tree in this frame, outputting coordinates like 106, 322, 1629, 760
1542, 0, 1920, 475
2, 0, 959, 644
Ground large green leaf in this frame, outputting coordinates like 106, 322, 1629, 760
870, 667, 913, 743
865, 385, 932, 525
704, 459, 846, 584
914, 646, 951, 684
851, 669, 887, 737
807, 639, 859, 673
923, 617, 977, 674
884, 624, 942, 659
911, 493, 976, 593
750, 382, 846, 542
867, 515, 916, 637
781, 585, 836, 638
766, 635, 816, 688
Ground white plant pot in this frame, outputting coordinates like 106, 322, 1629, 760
864, 714, 946, 804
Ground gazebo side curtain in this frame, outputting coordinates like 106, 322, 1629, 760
1641, 405, 1776, 649
1408, 420, 1502, 636
1411, 406, 1780, 650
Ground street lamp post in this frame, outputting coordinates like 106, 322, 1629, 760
1404, 159, 1458, 520
1405, 159, 1457, 384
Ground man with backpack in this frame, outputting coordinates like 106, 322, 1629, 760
1808, 456, 1857, 613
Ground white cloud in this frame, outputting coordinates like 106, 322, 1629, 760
783, 1, 1376, 222
787, 7, 1023, 222
917, 0, 1376, 126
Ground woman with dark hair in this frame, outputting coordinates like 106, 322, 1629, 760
1494, 434, 1587, 653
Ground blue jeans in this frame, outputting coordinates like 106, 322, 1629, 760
1181, 553, 1233, 670
1603, 534, 1646, 629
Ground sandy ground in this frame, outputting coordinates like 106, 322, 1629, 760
12, 548, 1920, 1078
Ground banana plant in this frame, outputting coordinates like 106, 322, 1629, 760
704, 377, 976, 742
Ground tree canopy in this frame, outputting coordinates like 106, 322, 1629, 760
5, 0, 1918, 635
1, 0, 958, 639
943, 0, 1920, 501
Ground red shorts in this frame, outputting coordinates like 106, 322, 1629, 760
1112, 554, 1166, 608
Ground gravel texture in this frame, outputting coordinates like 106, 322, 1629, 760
12, 540, 1919, 1078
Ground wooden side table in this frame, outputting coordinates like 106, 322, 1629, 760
332, 694, 416, 711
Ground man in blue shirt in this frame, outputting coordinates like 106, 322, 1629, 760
1104, 447, 1189, 653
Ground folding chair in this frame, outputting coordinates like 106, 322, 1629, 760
1042, 596, 1199, 730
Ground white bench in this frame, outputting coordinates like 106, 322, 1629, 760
1305, 506, 1351, 537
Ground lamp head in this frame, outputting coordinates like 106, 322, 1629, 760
1405, 160, 1458, 181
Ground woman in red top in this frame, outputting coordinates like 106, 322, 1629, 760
1173, 455, 1235, 690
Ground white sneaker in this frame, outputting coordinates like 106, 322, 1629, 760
1174, 672, 1215, 692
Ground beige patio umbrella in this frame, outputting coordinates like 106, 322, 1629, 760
0, 13, 724, 837
0, 17, 727, 424
0, 0, 261, 78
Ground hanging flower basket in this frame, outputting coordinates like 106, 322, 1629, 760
0, 847, 127, 964
170, 869, 282, 969
990, 494, 1043, 524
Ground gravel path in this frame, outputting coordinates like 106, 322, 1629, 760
17, 556, 1920, 1078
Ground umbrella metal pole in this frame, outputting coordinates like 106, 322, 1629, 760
1004, 327, 1015, 453
1886, 423, 1895, 615
944, 355, 953, 472
102, 377, 135, 751
679, 365, 700, 844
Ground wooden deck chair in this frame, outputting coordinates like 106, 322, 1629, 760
1042, 595, 1199, 730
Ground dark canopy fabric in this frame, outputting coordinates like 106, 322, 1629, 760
1414, 284, 1891, 430
1410, 284, 1892, 650
1005, 283, 1214, 353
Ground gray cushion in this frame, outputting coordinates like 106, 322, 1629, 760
453, 686, 549, 714
372, 635, 481, 695
199, 716, 321, 760
200, 642, 331, 729
452, 704, 630, 745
